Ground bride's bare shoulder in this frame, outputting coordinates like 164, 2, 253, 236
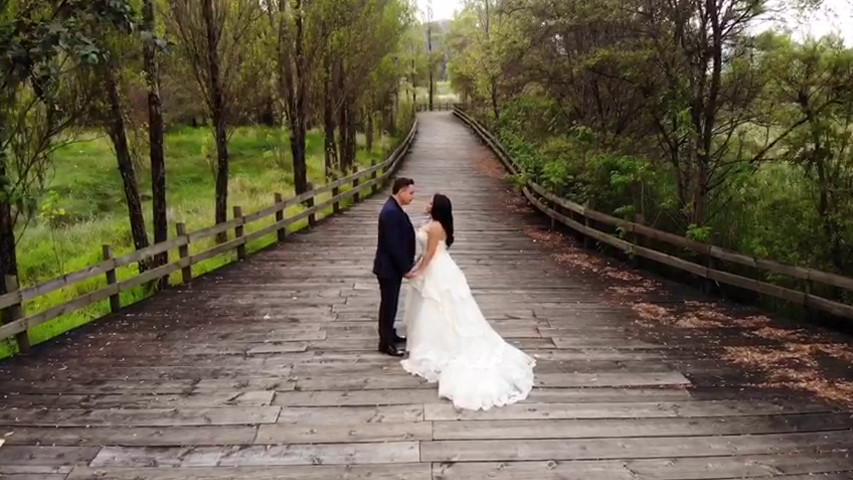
425, 221, 443, 235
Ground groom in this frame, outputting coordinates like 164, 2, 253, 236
372, 177, 416, 357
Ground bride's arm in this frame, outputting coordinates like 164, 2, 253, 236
412, 223, 442, 276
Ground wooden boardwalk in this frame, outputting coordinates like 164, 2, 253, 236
2, 112, 853, 479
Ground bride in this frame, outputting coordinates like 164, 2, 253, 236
400, 193, 535, 411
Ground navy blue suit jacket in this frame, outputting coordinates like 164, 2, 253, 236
373, 197, 415, 279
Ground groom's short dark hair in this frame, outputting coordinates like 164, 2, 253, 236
392, 177, 414, 194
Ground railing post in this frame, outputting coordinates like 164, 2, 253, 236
102, 245, 121, 313
305, 183, 317, 227
371, 159, 379, 195
352, 168, 361, 203
234, 206, 246, 260
549, 197, 557, 231
176, 223, 192, 284
583, 201, 593, 250
331, 176, 341, 214
705, 254, 717, 296
3, 275, 29, 354
803, 277, 815, 322
274, 193, 287, 242
631, 214, 644, 268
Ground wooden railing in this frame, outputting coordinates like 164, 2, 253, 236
415, 102, 457, 112
0, 120, 418, 353
453, 107, 853, 321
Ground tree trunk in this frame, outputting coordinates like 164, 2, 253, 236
337, 60, 352, 171
105, 70, 150, 271
0, 160, 17, 293
411, 57, 417, 116
142, 0, 167, 283
390, 88, 398, 136
346, 102, 357, 169
289, 0, 308, 195
428, 23, 434, 111
323, 54, 338, 179
366, 109, 374, 153
0, 112, 17, 290
490, 76, 500, 122
202, 0, 229, 241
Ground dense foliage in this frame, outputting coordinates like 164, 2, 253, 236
0, 0, 435, 354
0, 0, 426, 283
449, 0, 853, 286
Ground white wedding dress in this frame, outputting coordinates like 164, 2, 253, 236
400, 225, 536, 410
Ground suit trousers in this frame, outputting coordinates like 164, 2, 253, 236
377, 276, 403, 346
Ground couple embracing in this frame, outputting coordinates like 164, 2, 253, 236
372, 177, 535, 411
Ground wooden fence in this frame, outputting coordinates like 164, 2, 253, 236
453, 107, 853, 321
415, 102, 457, 112
0, 120, 418, 353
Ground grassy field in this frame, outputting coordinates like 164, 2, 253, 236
4, 126, 398, 358
412, 81, 460, 105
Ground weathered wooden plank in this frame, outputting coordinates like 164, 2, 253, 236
89, 442, 421, 467
0, 407, 281, 427
67, 464, 431, 480
276, 405, 424, 424
3, 426, 258, 446
0, 446, 101, 466
432, 412, 853, 440
433, 454, 853, 480
0, 466, 72, 480
625, 453, 853, 480
270, 387, 690, 406
293, 374, 430, 391
534, 371, 691, 387
421, 430, 853, 462
425, 400, 830, 421
433, 460, 634, 480
273, 389, 440, 406
256, 422, 432, 443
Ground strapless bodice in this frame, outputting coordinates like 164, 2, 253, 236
417, 226, 447, 252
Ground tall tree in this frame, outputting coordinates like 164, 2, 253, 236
0, 0, 135, 288
426, 0, 434, 111
277, 0, 309, 195
101, 65, 150, 267
202, 0, 228, 235
333, 0, 412, 170
762, 34, 853, 272
143, 0, 168, 277
168, 0, 263, 238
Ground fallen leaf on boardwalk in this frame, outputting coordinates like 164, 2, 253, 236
602, 267, 644, 282
723, 345, 820, 369
523, 226, 565, 249
505, 197, 533, 213
723, 343, 853, 407
762, 370, 853, 406
631, 302, 676, 324
474, 156, 506, 179
675, 313, 728, 329
751, 326, 807, 342
608, 285, 653, 295
554, 252, 605, 272
736, 315, 773, 328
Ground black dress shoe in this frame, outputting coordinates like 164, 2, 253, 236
392, 334, 407, 344
379, 343, 405, 357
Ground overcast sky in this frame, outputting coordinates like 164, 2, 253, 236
417, 0, 853, 44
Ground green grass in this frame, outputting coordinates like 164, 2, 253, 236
412, 81, 460, 105
3, 126, 399, 359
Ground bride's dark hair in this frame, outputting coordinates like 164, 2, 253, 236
429, 193, 454, 248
